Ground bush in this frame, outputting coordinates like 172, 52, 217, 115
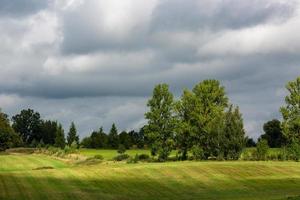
113, 154, 130, 161
138, 154, 150, 161
127, 154, 139, 164
191, 145, 204, 160
93, 155, 104, 160
117, 144, 126, 154
288, 141, 300, 161
255, 139, 269, 160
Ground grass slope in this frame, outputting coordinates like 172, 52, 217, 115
1, 153, 300, 200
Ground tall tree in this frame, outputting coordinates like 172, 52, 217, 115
245, 137, 256, 147
108, 123, 119, 149
190, 80, 228, 159
12, 109, 42, 145
67, 122, 79, 146
54, 124, 65, 149
145, 83, 176, 161
90, 127, 108, 148
260, 119, 286, 148
40, 120, 58, 145
119, 131, 131, 149
176, 89, 196, 160
0, 109, 22, 151
223, 105, 246, 160
280, 77, 300, 143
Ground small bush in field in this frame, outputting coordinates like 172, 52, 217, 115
117, 144, 126, 154
255, 139, 269, 160
113, 154, 130, 161
127, 154, 139, 164
138, 154, 150, 161
191, 145, 204, 160
94, 155, 104, 160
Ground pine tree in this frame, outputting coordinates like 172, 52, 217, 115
108, 123, 119, 149
54, 124, 65, 149
67, 122, 78, 146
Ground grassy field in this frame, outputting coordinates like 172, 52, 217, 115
1, 152, 300, 200
79, 148, 151, 160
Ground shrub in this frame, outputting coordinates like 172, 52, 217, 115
94, 155, 104, 160
288, 140, 300, 161
64, 146, 76, 154
255, 139, 269, 160
191, 145, 204, 160
127, 154, 139, 164
113, 154, 130, 161
138, 154, 150, 161
117, 144, 126, 154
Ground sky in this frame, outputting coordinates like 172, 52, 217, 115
0, 0, 300, 139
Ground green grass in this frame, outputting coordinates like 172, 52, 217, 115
79, 148, 151, 160
1, 153, 300, 200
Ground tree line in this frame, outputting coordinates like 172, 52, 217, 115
1, 77, 300, 161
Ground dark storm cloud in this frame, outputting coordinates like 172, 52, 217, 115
0, 0, 48, 17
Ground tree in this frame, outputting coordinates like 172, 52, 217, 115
256, 139, 269, 160
12, 109, 42, 145
81, 136, 92, 148
223, 105, 246, 160
108, 123, 119, 149
184, 80, 228, 159
144, 83, 176, 161
175, 89, 196, 160
67, 122, 79, 147
119, 131, 130, 149
90, 127, 108, 148
40, 120, 57, 145
0, 109, 22, 151
54, 124, 65, 149
260, 119, 286, 148
245, 137, 256, 147
280, 77, 300, 143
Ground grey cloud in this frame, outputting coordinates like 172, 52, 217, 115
150, 0, 295, 31
0, 0, 48, 17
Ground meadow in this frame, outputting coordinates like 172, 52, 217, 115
1, 150, 300, 200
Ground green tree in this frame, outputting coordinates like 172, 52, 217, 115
175, 89, 196, 160
67, 122, 79, 147
90, 127, 108, 148
12, 109, 42, 145
245, 137, 256, 147
280, 77, 300, 143
145, 83, 176, 161
119, 131, 130, 149
108, 123, 119, 149
40, 120, 57, 145
54, 124, 65, 149
255, 139, 269, 160
260, 119, 286, 148
223, 105, 246, 160
0, 109, 22, 151
183, 80, 228, 159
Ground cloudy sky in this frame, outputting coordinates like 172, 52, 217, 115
0, 0, 300, 139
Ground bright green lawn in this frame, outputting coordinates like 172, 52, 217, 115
1, 153, 300, 200
79, 148, 151, 160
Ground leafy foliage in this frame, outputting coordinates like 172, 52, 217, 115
280, 77, 300, 143
67, 122, 79, 147
54, 124, 66, 149
144, 84, 176, 161
260, 119, 286, 148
